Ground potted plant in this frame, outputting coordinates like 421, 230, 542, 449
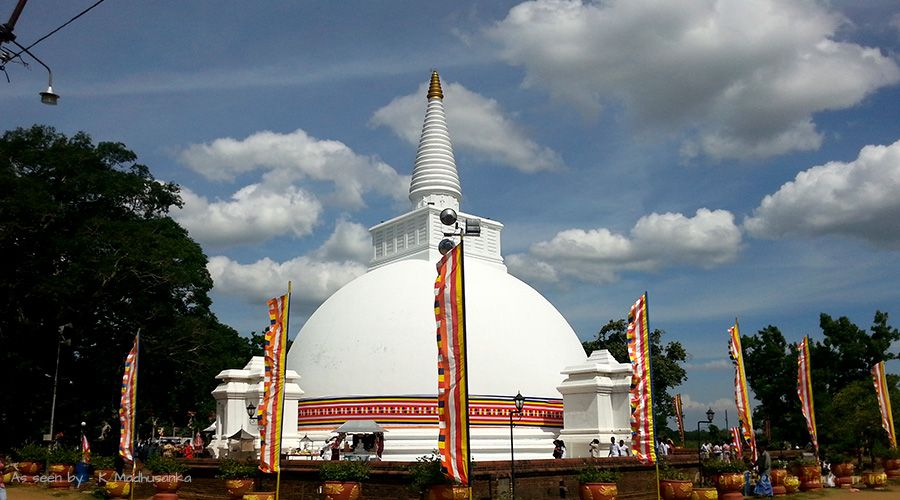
658, 462, 693, 500
92, 455, 116, 483
702, 459, 744, 500
876, 447, 900, 479
576, 465, 619, 500
320, 460, 369, 500
827, 452, 854, 487
105, 479, 132, 499
217, 458, 258, 499
145, 455, 188, 493
782, 475, 800, 494
770, 459, 788, 495
690, 478, 718, 500
46, 446, 80, 488
788, 457, 821, 491
12, 442, 46, 477
408, 454, 466, 499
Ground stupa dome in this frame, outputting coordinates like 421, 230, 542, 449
285, 71, 587, 460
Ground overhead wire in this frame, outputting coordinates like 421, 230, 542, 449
5, 0, 108, 62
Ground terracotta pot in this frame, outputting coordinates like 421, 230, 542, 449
798, 464, 822, 491
226, 478, 256, 499
833, 462, 854, 487
105, 480, 132, 499
426, 484, 470, 499
861, 471, 887, 489
882, 458, 900, 479
690, 487, 718, 500
323, 481, 362, 500
96, 468, 117, 483
714, 473, 744, 500
660, 479, 693, 500
242, 492, 275, 500
769, 468, 787, 495
153, 476, 181, 493
783, 475, 799, 494
578, 482, 617, 500
17, 461, 42, 475
48, 463, 74, 476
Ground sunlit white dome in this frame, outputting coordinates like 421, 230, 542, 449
285, 71, 587, 460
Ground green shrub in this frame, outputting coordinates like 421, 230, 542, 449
875, 447, 900, 459
658, 462, 692, 481
13, 443, 47, 462
576, 465, 619, 484
92, 455, 115, 469
145, 455, 188, 474
771, 459, 787, 469
789, 457, 818, 468
319, 460, 369, 482
217, 458, 258, 479
408, 454, 453, 493
48, 446, 83, 465
702, 459, 745, 474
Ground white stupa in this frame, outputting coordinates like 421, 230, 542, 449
286, 71, 588, 460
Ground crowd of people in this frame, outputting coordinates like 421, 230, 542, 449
320, 432, 384, 461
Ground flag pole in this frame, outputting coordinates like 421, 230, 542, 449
275, 281, 292, 500
459, 239, 473, 500
129, 329, 140, 500
642, 293, 661, 500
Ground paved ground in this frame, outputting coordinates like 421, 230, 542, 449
4, 484, 898, 500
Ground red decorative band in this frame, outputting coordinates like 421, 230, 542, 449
297, 395, 563, 429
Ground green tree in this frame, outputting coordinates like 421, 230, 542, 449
821, 376, 900, 457
741, 326, 806, 445
582, 319, 688, 431
0, 126, 253, 450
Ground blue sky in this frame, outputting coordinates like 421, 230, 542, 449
3, 0, 900, 427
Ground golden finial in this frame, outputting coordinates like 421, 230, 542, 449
427, 70, 443, 100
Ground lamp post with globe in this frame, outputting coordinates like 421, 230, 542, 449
509, 391, 526, 500
698, 407, 715, 481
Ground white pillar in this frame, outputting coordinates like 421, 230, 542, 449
557, 350, 632, 458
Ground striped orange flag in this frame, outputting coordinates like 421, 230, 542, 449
796, 336, 818, 455
118, 333, 139, 462
259, 293, 289, 473
728, 321, 757, 462
627, 293, 656, 463
871, 361, 897, 448
435, 242, 470, 485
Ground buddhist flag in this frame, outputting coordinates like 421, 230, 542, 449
730, 427, 744, 456
871, 361, 897, 448
728, 321, 757, 462
627, 293, 656, 463
435, 242, 470, 485
259, 292, 290, 473
81, 433, 91, 464
118, 333, 139, 462
796, 336, 819, 455
674, 393, 686, 447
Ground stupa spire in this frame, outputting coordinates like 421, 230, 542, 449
409, 70, 461, 211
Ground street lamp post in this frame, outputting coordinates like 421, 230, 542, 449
697, 408, 715, 482
509, 391, 525, 500
48, 323, 72, 443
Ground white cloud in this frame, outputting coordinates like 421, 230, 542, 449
487, 0, 900, 160
679, 393, 734, 412
207, 221, 371, 309
178, 129, 409, 208
744, 139, 900, 248
371, 82, 563, 172
508, 208, 742, 284
174, 185, 322, 247
685, 359, 732, 371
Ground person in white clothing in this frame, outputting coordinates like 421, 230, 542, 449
608, 436, 620, 457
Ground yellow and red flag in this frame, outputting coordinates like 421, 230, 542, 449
81, 433, 91, 464
730, 426, 744, 456
728, 321, 757, 462
259, 293, 290, 473
435, 242, 470, 485
118, 333, 139, 462
871, 361, 897, 448
796, 336, 819, 455
674, 393, 685, 447
627, 293, 656, 463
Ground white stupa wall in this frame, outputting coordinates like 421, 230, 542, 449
208, 356, 303, 458
557, 350, 632, 458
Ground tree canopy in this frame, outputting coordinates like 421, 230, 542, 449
582, 318, 688, 432
741, 311, 899, 453
0, 126, 254, 451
